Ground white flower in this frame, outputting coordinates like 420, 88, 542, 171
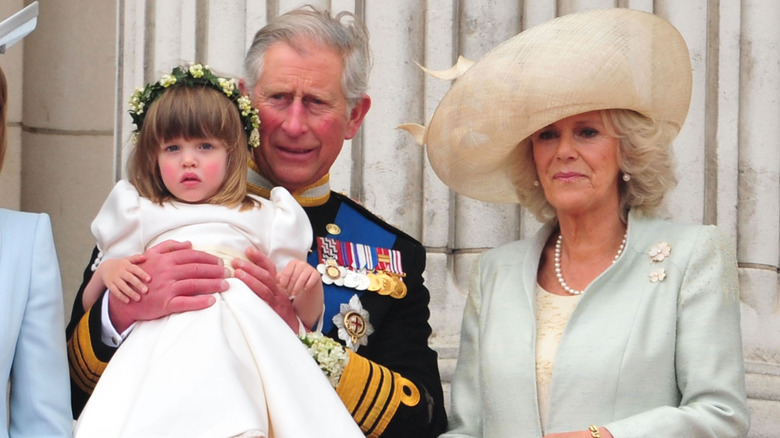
649, 268, 666, 283
159, 74, 176, 87
128, 88, 145, 114
188, 63, 204, 78
648, 242, 671, 263
248, 129, 260, 148
299, 332, 349, 388
218, 77, 235, 96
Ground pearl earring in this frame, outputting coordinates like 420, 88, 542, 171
533, 180, 540, 187
622, 173, 631, 182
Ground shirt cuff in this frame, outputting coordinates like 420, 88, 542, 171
100, 292, 135, 347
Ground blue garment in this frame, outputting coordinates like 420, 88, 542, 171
0, 209, 72, 438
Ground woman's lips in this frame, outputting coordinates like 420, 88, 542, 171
554, 171, 584, 182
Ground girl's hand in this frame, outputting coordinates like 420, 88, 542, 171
99, 254, 150, 303
278, 259, 324, 330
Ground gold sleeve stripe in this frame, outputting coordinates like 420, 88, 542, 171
67, 308, 107, 394
337, 351, 421, 437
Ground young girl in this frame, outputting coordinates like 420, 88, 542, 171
73, 64, 362, 438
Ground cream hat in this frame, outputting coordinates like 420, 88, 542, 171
420, 8, 692, 204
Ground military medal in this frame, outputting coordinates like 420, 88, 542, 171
316, 236, 407, 299
318, 258, 346, 285
375, 271, 395, 296
366, 272, 382, 291
333, 295, 374, 351
389, 273, 408, 299
343, 270, 362, 289
342, 310, 367, 345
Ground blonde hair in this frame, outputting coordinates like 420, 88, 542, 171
127, 85, 256, 209
0, 67, 7, 173
515, 109, 679, 223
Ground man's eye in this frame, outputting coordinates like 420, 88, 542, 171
304, 96, 327, 106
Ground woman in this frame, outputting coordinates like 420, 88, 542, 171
0, 67, 72, 436
415, 9, 749, 438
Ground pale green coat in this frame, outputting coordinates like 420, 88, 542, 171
442, 212, 749, 438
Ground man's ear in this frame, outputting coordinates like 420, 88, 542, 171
238, 78, 250, 97
345, 94, 371, 140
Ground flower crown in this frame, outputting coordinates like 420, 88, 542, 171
128, 63, 261, 149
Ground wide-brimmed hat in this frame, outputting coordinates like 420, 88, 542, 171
421, 8, 692, 204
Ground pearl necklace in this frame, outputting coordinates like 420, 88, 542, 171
554, 232, 627, 295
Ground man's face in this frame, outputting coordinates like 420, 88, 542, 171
247, 39, 369, 192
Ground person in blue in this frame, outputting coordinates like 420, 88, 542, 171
66, 7, 446, 438
0, 65, 72, 437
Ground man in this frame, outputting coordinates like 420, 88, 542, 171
66, 7, 446, 438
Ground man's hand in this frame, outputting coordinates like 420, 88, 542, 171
233, 247, 299, 332
108, 240, 230, 332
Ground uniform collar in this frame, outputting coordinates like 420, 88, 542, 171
247, 158, 331, 207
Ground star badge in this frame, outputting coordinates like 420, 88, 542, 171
333, 294, 374, 351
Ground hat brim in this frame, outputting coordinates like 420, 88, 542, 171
425, 8, 692, 203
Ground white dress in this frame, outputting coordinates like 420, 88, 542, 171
74, 180, 363, 438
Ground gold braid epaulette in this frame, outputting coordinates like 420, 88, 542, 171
67, 308, 108, 394
336, 351, 421, 437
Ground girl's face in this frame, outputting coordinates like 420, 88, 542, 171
157, 136, 228, 203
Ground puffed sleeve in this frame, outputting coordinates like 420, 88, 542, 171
606, 226, 749, 437
90, 180, 145, 266
264, 186, 313, 271
11, 213, 73, 437
439, 261, 483, 438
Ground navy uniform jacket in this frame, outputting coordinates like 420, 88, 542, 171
66, 181, 446, 438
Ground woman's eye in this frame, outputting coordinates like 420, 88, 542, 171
580, 128, 598, 138
536, 130, 555, 140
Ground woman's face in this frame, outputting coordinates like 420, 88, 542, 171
531, 110, 621, 217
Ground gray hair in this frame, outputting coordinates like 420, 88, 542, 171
243, 6, 372, 110
515, 109, 679, 223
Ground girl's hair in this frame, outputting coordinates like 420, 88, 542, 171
127, 85, 255, 209
514, 109, 679, 223
0, 67, 7, 173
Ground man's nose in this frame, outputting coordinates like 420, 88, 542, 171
281, 99, 307, 137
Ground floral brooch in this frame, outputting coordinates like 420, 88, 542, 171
647, 242, 671, 283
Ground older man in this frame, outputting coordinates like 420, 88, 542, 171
66, 7, 446, 438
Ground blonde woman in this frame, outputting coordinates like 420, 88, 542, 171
415, 9, 749, 438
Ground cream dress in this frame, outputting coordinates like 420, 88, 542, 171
74, 180, 362, 438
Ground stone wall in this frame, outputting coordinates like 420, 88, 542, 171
2, 0, 778, 435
